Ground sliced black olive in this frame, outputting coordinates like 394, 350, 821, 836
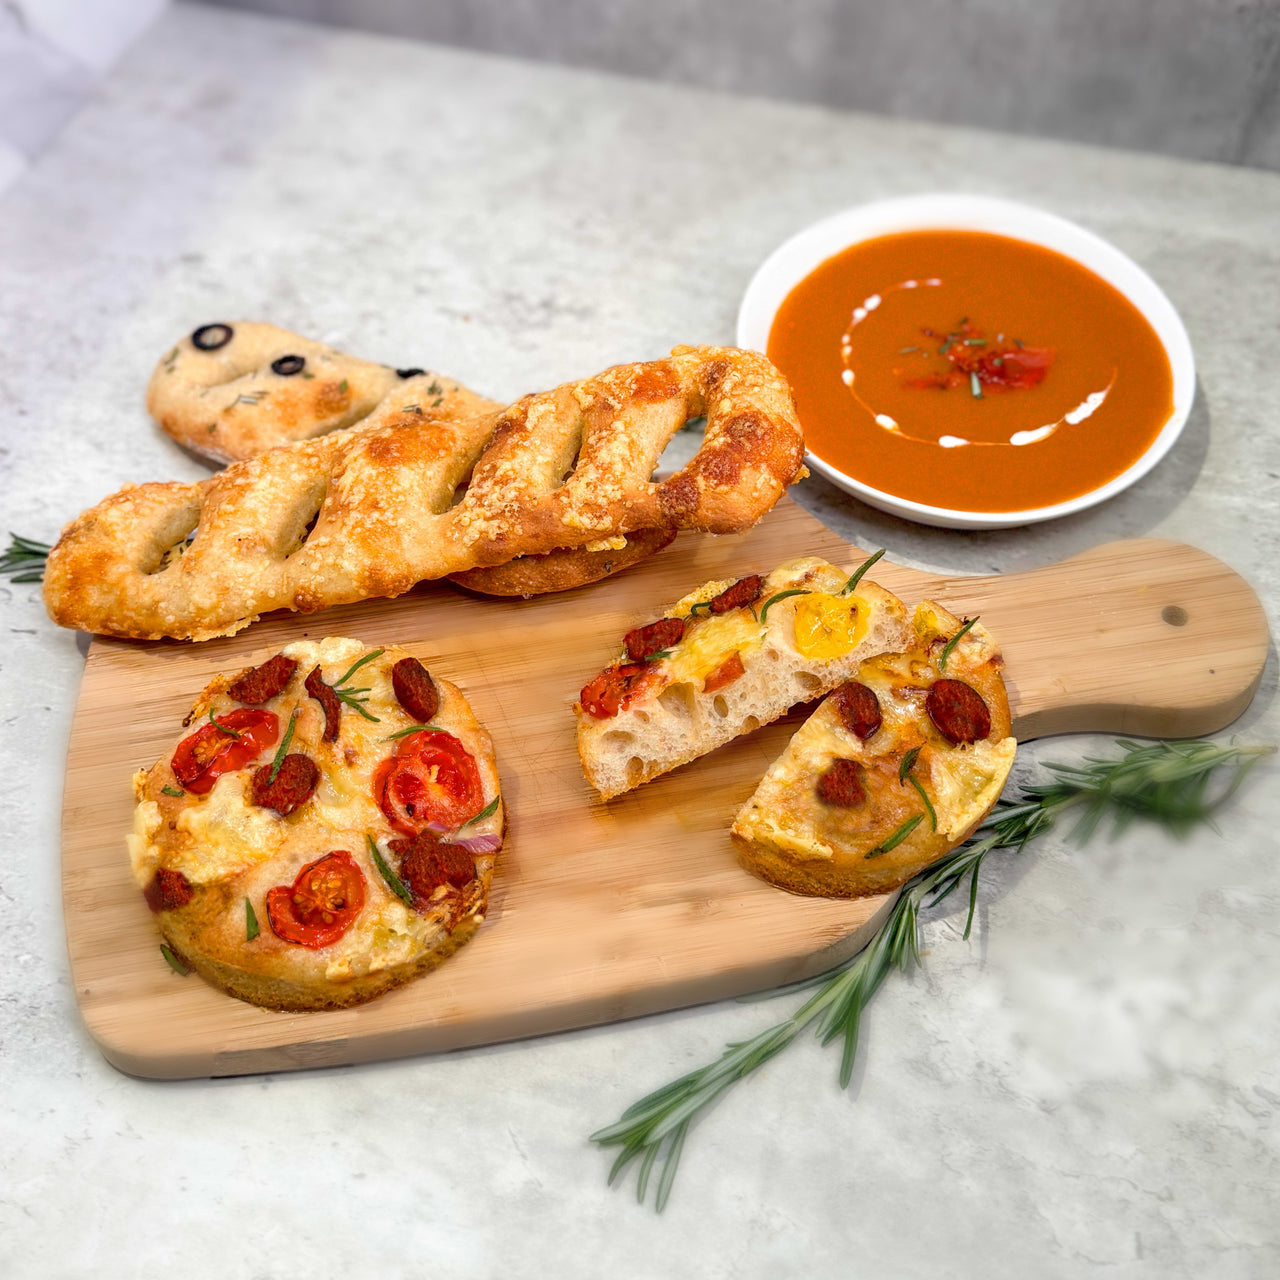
396, 367, 425, 379
271, 354, 306, 376
191, 323, 233, 351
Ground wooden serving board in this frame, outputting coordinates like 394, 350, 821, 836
61, 500, 1269, 1078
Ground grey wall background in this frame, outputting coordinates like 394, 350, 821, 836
201, 0, 1280, 171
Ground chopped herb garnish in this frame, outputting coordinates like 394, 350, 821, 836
338, 379, 349, 393
206, 423, 217, 432
160, 944, 190, 976
897, 346, 918, 354
462, 795, 501, 826
897, 746, 922, 783
841, 548, 885, 596
403, 404, 423, 415
161, 785, 184, 797
245, 898, 260, 941
268, 709, 298, 783
432, 396, 443, 407
864, 814, 923, 858
367, 834, 413, 907
687, 601, 713, 617
647, 650, 673, 662
963, 338, 986, 346
426, 381, 442, 396
231, 392, 263, 406
759, 588, 809, 623
210, 713, 242, 738
334, 648, 384, 688
969, 371, 983, 398
939, 617, 978, 671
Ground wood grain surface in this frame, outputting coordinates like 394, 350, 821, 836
60, 499, 1270, 1079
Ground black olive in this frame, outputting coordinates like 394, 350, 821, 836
396, 367, 425, 379
271, 354, 306, 376
191, 323, 233, 351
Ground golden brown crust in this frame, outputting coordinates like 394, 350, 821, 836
732, 603, 1016, 898
129, 638, 505, 1012
48, 346, 806, 640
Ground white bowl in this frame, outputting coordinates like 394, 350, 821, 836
736, 193, 1196, 529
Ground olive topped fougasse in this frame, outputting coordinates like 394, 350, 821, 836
270, 354, 306, 376
191, 323, 234, 351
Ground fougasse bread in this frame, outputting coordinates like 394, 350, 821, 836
732, 603, 1016, 898
128, 637, 504, 1011
574, 553, 913, 799
46, 345, 807, 639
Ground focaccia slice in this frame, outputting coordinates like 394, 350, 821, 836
574, 554, 912, 799
731, 602, 1016, 898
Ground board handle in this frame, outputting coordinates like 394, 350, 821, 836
917, 539, 1270, 740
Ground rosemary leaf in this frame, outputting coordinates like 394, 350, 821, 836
209, 713, 242, 738
245, 898, 260, 941
268, 710, 298, 783
161, 785, 184, 798
462, 795, 501, 826
384, 723, 445, 740
865, 813, 923, 857
759, 588, 809, 623
591, 737, 1274, 1210
938, 617, 978, 671
367, 834, 414, 906
160, 944, 190, 976
334, 648, 384, 688
841, 548, 885, 596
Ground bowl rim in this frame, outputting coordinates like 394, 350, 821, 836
736, 192, 1196, 529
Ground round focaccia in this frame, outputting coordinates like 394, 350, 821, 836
731, 602, 1016, 898
127, 637, 504, 1011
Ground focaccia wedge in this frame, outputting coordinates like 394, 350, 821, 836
574, 553, 912, 799
731, 602, 1016, 898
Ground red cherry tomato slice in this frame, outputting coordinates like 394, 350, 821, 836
374, 747, 483, 836
392, 729, 472, 763
171, 709, 279, 795
266, 851, 366, 949
579, 663, 660, 720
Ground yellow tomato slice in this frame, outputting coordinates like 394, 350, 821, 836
792, 593, 869, 660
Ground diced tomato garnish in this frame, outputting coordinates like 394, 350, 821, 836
266, 851, 366, 949
578, 662, 661, 720
170, 709, 279, 796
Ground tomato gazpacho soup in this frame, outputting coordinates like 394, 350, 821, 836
766, 229, 1175, 513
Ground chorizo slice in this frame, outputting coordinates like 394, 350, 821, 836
624, 616, 685, 662
709, 574, 764, 614
227, 653, 298, 705
389, 832, 475, 912
305, 665, 342, 741
144, 867, 193, 912
830, 681, 882, 740
250, 753, 320, 816
926, 678, 991, 745
815, 758, 867, 808
391, 656, 440, 723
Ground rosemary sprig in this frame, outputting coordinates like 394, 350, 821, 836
384, 723, 445, 741
864, 813, 922, 857
331, 648, 384, 722
592, 738, 1273, 1211
209, 713, 242, 738
1, 534, 50, 583
898, 746, 937, 831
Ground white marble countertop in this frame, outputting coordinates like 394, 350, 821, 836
2, 4, 1278, 1276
